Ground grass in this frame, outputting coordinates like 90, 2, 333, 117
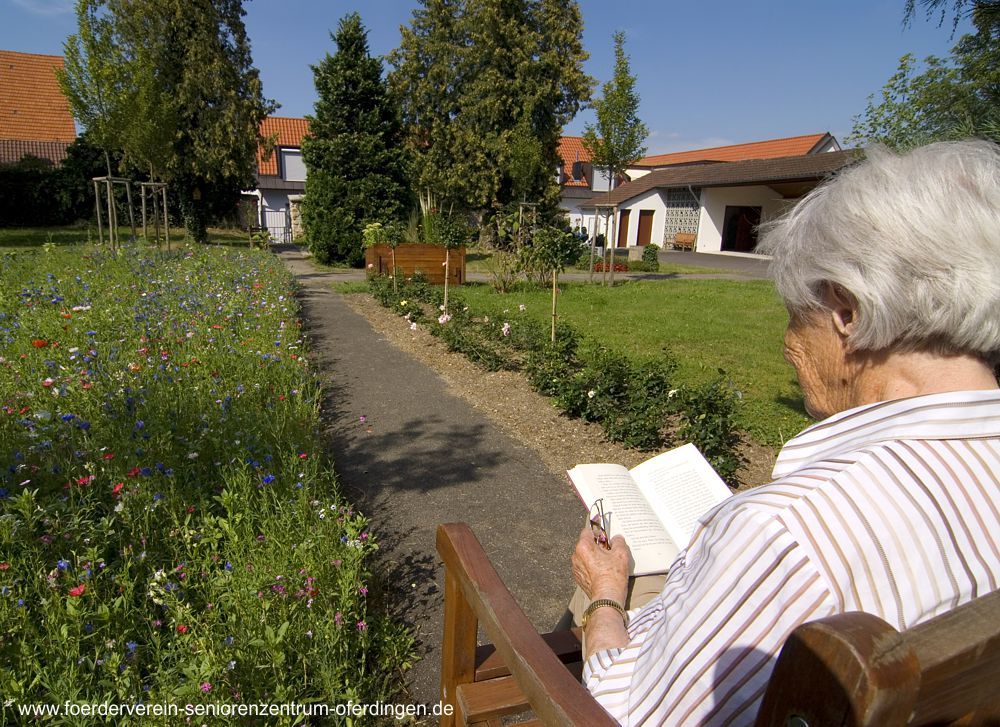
451, 279, 810, 447
0, 225, 259, 251
0, 244, 413, 710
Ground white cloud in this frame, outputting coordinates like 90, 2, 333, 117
12, 0, 74, 16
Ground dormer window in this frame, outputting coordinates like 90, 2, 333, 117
280, 149, 306, 182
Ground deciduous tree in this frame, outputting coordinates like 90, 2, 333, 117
849, 7, 999, 147
582, 30, 648, 285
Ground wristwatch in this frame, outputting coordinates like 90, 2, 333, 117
581, 598, 628, 628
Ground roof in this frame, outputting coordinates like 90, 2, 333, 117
0, 50, 76, 143
581, 150, 860, 208
0, 139, 72, 166
557, 136, 592, 187
258, 116, 310, 176
255, 175, 306, 193
633, 133, 836, 168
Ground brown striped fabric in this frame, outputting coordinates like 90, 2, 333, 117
583, 389, 1000, 725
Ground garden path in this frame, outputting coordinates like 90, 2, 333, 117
273, 244, 584, 707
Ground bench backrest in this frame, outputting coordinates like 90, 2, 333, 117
437, 522, 1000, 726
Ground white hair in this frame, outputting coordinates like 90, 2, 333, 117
758, 140, 1000, 361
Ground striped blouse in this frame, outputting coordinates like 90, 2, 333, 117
583, 389, 1000, 725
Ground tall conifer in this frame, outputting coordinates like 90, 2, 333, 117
302, 12, 411, 266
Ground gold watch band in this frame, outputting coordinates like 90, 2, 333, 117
581, 598, 628, 628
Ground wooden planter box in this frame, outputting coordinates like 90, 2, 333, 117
365, 243, 465, 286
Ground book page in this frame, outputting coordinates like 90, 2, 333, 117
567, 464, 680, 575
630, 443, 732, 546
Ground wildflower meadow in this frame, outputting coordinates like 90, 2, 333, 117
0, 246, 413, 718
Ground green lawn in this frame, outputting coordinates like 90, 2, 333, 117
0, 225, 255, 250
452, 279, 810, 447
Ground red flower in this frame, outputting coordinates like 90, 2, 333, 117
0, 562, 10, 571
176, 624, 189, 634
126, 467, 141, 478
112, 482, 124, 497
76, 475, 94, 487
103, 453, 115, 460
68, 583, 87, 598
31, 339, 48, 348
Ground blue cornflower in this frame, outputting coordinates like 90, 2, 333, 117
17, 598, 25, 608
140, 467, 152, 477
262, 474, 275, 485
135, 420, 144, 430
223, 635, 234, 646
77, 421, 91, 431
60, 413, 75, 422
84, 623, 93, 633
152, 493, 163, 502
0, 488, 8, 500
126, 641, 138, 654
224, 561, 233, 571
57, 559, 70, 570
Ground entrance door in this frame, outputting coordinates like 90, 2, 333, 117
617, 209, 630, 248
636, 210, 655, 246
721, 206, 762, 252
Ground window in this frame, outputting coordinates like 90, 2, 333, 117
280, 149, 306, 182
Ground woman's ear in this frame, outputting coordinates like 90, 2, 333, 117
824, 283, 859, 338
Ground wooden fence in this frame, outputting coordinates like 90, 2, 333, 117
365, 243, 465, 286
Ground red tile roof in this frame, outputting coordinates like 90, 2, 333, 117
258, 116, 310, 176
557, 136, 592, 187
633, 133, 835, 168
0, 139, 71, 166
0, 50, 76, 143
581, 150, 860, 208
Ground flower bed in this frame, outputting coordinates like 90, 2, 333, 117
0, 246, 412, 708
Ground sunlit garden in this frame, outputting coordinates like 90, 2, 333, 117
0, 245, 412, 712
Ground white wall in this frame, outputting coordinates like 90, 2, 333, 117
696, 185, 786, 253
261, 189, 289, 213
619, 188, 667, 246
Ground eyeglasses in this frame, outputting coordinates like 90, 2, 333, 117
590, 498, 611, 550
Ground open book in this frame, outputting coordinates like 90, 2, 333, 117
567, 443, 732, 576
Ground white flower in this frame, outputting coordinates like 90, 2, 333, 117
501, 322, 511, 337
439, 305, 446, 311
587, 390, 596, 399
668, 389, 678, 398
518, 304, 526, 312
410, 322, 418, 331
438, 313, 452, 324
187, 452, 199, 459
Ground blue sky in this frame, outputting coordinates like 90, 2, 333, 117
2, 0, 972, 153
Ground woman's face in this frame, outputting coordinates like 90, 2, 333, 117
783, 308, 852, 420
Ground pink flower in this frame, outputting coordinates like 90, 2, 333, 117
334, 611, 343, 626
356, 620, 367, 632
68, 583, 86, 598
358, 586, 368, 596
200, 682, 212, 693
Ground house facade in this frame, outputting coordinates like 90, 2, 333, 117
246, 116, 309, 241
575, 133, 846, 255
0, 50, 76, 166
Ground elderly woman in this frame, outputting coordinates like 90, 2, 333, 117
572, 140, 1000, 726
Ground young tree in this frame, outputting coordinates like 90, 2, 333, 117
302, 12, 412, 266
582, 30, 648, 285
58, 0, 133, 180
849, 8, 999, 147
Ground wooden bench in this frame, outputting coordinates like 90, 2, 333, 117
673, 232, 696, 251
437, 522, 1000, 726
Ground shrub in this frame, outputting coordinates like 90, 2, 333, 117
673, 374, 744, 481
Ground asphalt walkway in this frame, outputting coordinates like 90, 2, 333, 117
274, 245, 584, 706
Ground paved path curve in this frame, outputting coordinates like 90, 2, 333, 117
274, 245, 584, 706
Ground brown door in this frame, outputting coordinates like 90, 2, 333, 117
636, 210, 654, 246
617, 209, 630, 247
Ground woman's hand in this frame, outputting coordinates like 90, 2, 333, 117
572, 525, 630, 605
